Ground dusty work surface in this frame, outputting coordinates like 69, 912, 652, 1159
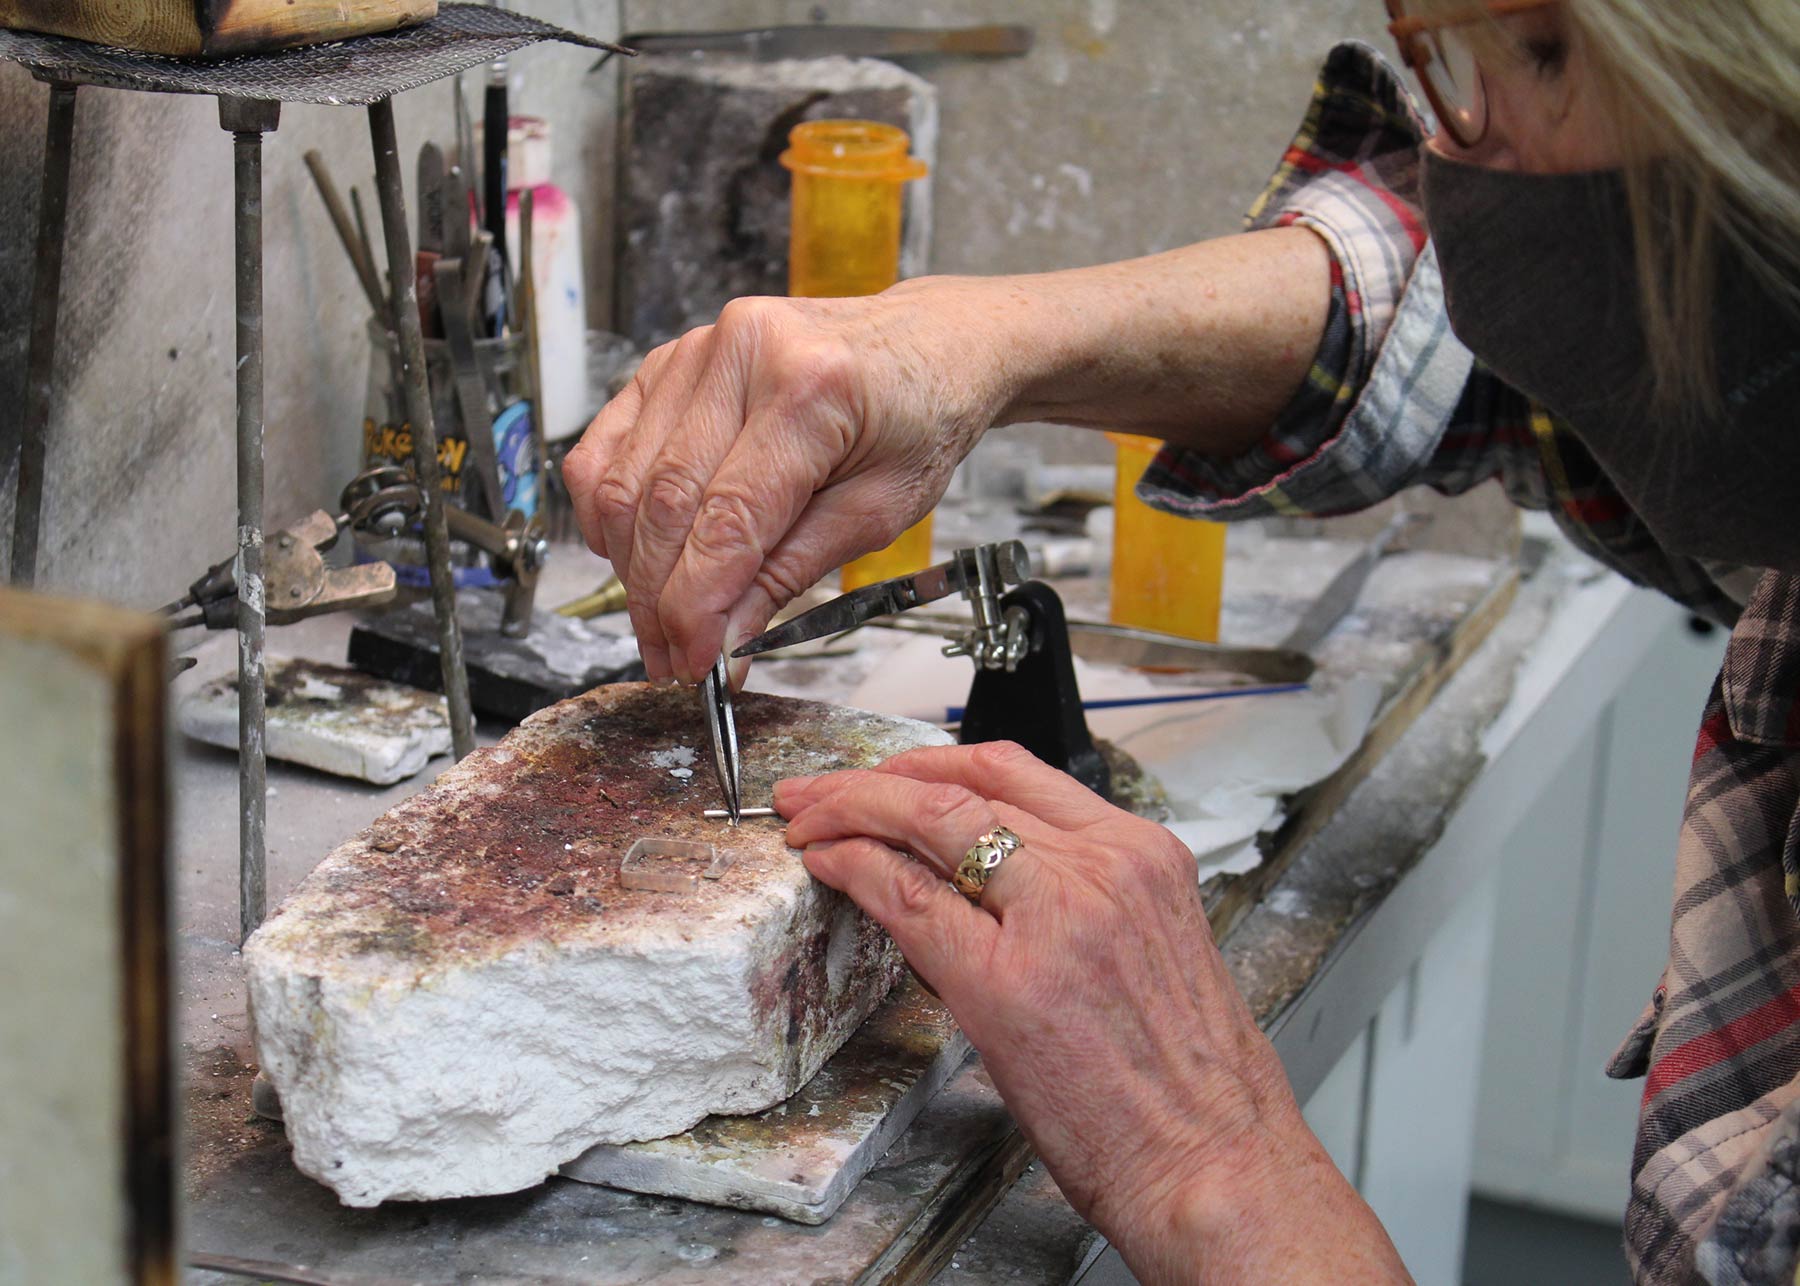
176, 533, 1540, 1284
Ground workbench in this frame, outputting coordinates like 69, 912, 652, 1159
950, 514, 1667, 1285
173, 514, 1637, 1284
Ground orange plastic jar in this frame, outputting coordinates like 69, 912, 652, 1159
781, 120, 932, 590
1107, 433, 1227, 642
781, 119, 927, 298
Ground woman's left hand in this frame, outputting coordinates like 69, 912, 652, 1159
778, 741, 1408, 1285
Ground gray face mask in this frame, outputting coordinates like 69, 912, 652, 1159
1420, 147, 1800, 574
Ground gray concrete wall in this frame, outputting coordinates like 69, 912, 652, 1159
0, 0, 1392, 608
621, 0, 1389, 272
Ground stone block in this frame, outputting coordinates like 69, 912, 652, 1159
244, 683, 950, 1206
348, 593, 645, 724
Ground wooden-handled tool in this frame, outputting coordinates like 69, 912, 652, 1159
302, 151, 386, 320
349, 188, 380, 304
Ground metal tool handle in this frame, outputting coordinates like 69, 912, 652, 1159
443, 506, 550, 637
732, 538, 1033, 658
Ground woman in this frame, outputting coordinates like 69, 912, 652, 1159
565, 2, 1800, 1279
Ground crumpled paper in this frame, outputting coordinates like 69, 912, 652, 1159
1087, 677, 1382, 878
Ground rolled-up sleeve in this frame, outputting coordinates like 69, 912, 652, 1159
1133, 41, 1748, 625
1139, 40, 1473, 519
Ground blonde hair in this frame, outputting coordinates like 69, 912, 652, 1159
1578, 0, 1800, 411
1416, 0, 1800, 412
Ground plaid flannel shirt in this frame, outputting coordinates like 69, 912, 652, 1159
1139, 42, 1800, 1285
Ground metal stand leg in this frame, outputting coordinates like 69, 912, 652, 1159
221, 97, 280, 944
10, 80, 77, 587
367, 96, 476, 759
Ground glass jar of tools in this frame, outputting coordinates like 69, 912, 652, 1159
357, 319, 542, 585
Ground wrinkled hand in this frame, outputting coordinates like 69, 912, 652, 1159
778, 742, 1408, 1284
562, 282, 1009, 686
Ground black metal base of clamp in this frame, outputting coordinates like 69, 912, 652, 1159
957, 580, 1112, 801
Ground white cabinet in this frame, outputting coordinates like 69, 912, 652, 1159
1300, 880, 1500, 1285
1291, 590, 1725, 1283
1472, 602, 1727, 1219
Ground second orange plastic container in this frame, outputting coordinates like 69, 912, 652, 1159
781, 119, 928, 299
1108, 433, 1227, 642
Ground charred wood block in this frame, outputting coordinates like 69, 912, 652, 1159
348, 592, 645, 726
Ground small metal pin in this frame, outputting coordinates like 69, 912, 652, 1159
704, 807, 777, 820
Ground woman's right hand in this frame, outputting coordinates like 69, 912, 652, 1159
561, 227, 1333, 687
562, 277, 1018, 687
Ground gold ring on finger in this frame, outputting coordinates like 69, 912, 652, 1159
952, 825, 1022, 904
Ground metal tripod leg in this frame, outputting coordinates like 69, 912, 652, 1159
220, 96, 281, 944
367, 96, 476, 759
10, 80, 77, 586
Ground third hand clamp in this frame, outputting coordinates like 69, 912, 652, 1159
162, 466, 550, 639
159, 466, 417, 631
733, 539, 1112, 800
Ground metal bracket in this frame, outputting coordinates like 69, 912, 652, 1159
442, 505, 549, 637
264, 512, 396, 624
345, 464, 549, 637
941, 541, 1033, 671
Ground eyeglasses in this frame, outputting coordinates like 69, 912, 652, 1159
1384, 0, 1561, 147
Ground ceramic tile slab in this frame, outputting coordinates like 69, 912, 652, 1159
563, 977, 970, 1223
179, 656, 449, 786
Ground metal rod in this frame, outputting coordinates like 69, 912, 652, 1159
367, 96, 477, 759
10, 81, 77, 587
704, 807, 778, 820
221, 97, 280, 944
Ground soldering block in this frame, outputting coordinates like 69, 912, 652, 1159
243, 683, 949, 1207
